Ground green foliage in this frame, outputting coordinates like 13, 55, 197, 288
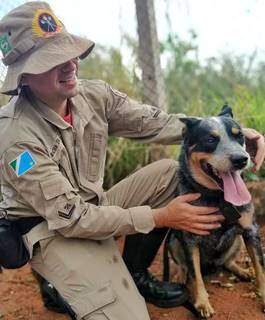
79, 45, 141, 99
104, 137, 152, 189
162, 30, 265, 134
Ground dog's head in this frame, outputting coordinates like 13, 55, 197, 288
180, 105, 251, 206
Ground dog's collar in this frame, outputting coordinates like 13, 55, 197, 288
219, 201, 242, 224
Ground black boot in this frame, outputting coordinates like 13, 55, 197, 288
33, 271, 76, 319
133, 269, 188, 308
123, 228, 189, 308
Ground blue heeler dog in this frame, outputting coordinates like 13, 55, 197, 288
163, 105, 265, 318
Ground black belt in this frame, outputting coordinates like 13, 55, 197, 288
13, 216, 45, 235
0, 215, 44, 269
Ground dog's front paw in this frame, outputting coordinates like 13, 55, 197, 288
195, 299, 215, 318
236, 268, 253, 281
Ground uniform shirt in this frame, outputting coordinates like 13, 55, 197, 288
0, 80, 185, 241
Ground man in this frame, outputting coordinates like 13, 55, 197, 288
0, 2, 264, 320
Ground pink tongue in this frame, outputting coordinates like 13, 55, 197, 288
220, 171, 251, 206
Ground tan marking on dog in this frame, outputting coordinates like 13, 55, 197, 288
226, 260, 252, 280
238, 205, 254, 229
245, 244, 265, 308
224, 236, 252, 280
221, 235, 243, 265
191, 246, 215, 318
211, 130, 220, 137
189, 152, 220, 190
232, 127, 240, 135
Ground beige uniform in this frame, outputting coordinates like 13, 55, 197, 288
0, 80, 184, 320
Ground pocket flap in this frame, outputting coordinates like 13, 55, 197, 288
70, 281, 116, 318
40, 176, 74, 200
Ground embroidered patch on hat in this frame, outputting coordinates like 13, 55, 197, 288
9, 150, 36, 177
32, 9, 62, 38
0, 33, 13, 57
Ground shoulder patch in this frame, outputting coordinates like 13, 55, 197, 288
9, 150, 36, 177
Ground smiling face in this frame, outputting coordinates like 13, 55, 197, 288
22, 58, 79, 107
180, 106, 251, 206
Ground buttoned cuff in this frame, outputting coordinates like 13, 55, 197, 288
129, 205, 155, 234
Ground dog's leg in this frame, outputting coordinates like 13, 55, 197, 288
242, 226, 265, 311
190, 246, 214, 318
225, 260, 252, 280
168, 235, 187, 283
224, 235, 252, 281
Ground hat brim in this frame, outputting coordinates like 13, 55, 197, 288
0, 33, 94, 95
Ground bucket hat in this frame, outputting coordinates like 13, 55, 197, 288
0, 1, 95, 95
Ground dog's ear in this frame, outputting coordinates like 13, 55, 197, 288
179, 117, 201, 129
179, 117, 201, 137
218, 104, 233, 118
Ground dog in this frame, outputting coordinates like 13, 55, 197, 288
163, 105, 265, 318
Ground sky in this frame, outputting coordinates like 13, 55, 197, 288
1, 0, 265, 78
47, 0, 265, 61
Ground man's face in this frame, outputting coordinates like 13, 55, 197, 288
23, 58, 79, 102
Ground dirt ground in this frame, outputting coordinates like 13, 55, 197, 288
1, 218, 265, 320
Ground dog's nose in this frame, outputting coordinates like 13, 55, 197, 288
230, 154, 248, 169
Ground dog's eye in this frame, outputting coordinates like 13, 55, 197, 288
207, 136, 217, 143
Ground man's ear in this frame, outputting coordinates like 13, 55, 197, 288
218, 104, 233, 118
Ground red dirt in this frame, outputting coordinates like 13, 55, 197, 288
1, 219, 265, 320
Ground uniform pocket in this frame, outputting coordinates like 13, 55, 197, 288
40, 176, 74, 200
83, 132, 106, 182
69, 281, 116, 318
89, 133, 102, 179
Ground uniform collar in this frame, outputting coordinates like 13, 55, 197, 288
23, 84, 93, 129
23, 87, 73, 130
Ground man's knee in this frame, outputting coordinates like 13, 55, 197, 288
147, 158, 179, 178
157, 158, 179, 172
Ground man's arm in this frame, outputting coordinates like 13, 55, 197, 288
0, 141, 155, 240
105, 83, 186, 145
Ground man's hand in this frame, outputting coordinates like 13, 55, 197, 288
152, 193, 224, 235
243, 128, 265, 172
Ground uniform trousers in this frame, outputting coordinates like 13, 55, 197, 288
31, 159, 179, 320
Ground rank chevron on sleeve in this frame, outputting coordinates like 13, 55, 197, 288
9, 150, 36, 177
